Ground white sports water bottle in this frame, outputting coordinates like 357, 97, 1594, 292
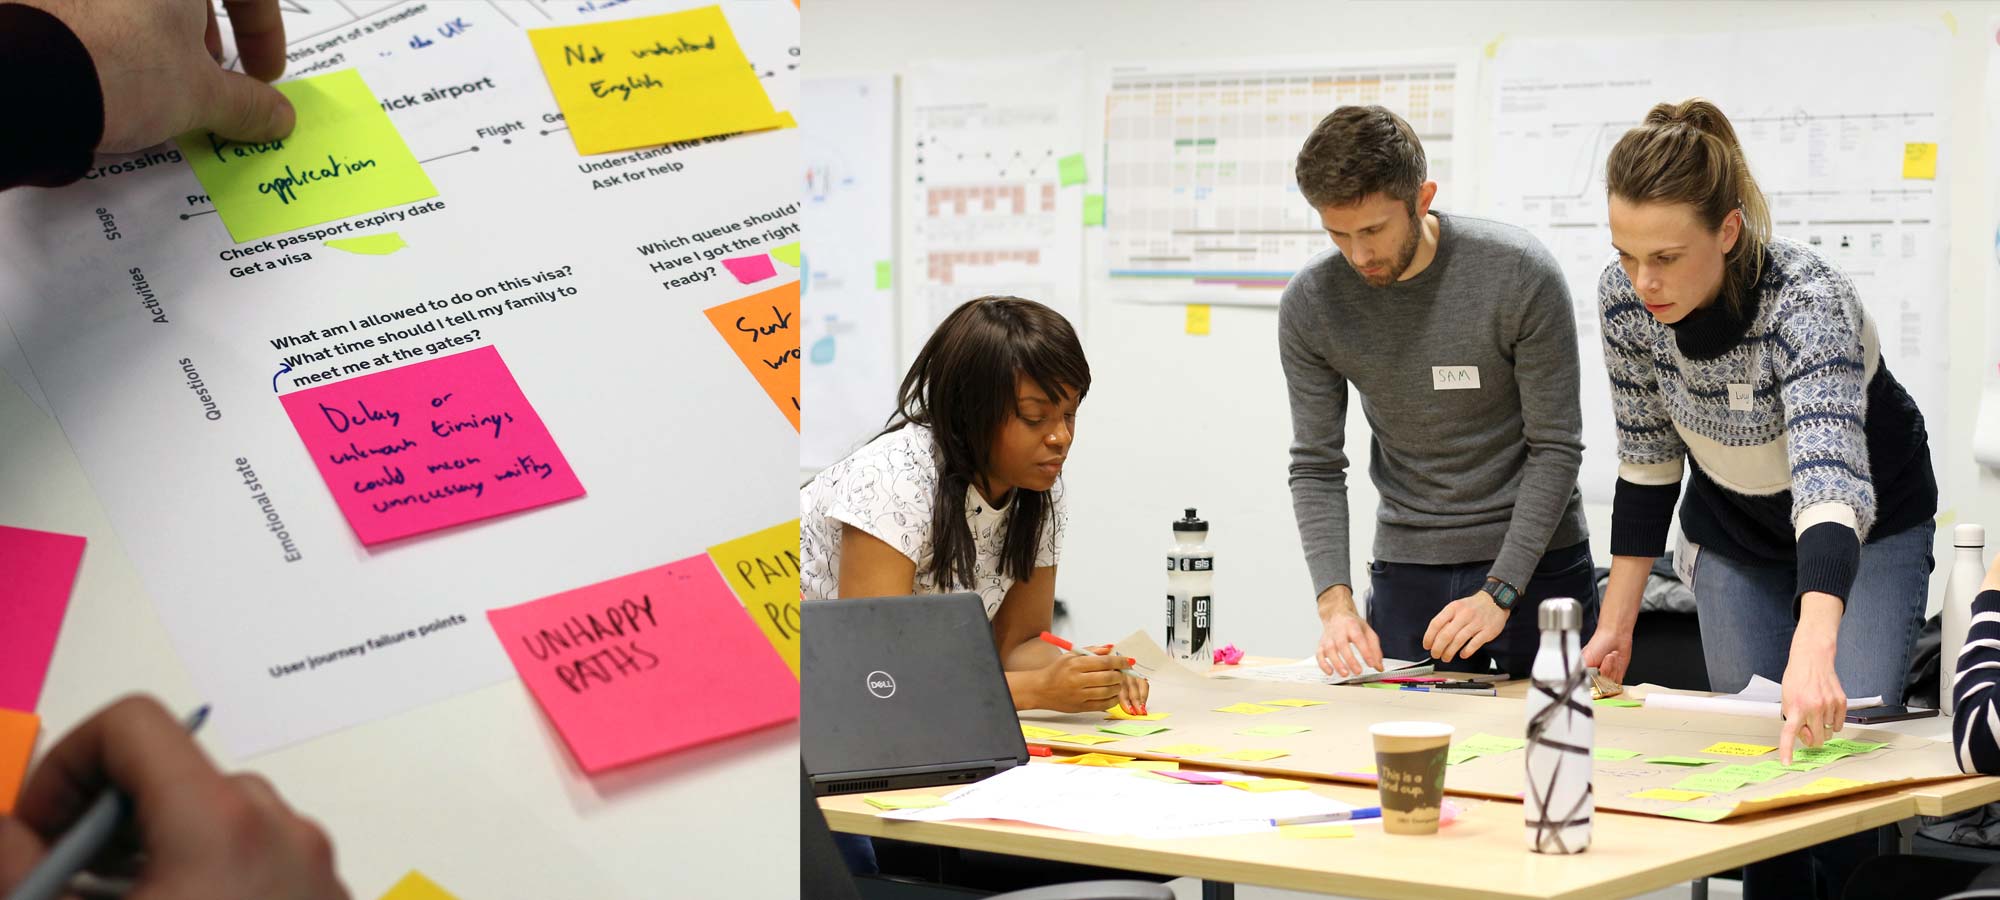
1166, 509, 1214, 662
1944, 524, 1986, 716
1525, 596, 1592, 853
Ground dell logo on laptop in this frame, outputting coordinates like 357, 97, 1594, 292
866, 670, 897, 699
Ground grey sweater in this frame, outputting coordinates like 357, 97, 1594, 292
1278, 210, 1589, 596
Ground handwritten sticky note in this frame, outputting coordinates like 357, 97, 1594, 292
1153, 743, 1222, 757
1663, 806, 1730, 823
1594, 748, 1642, 761
0, 709, 36, 815
1083, 194, 1105, 226
1778, 761, 1826, 772
1107, 706, 1167, 721
1100, 723, 1169, 737
1717, 764, 1784, 783
1214, 702, 1276, 715
1185, 304, 1211, 335
1117, 760, 1179, 771
704, 280, 799, 431
179, 69, 436, 243
1903, 142, 1938, 179
279, 345, 584, 545
378, 870, 460, 900
485, 554, 797, 773
0, 525, 85, 710
874, 260, 892, 290
1057, 733, 1121, 746
1672, 773, 1749, 794
770, 242, 801, 267
325, 232, 408, 255
1219, 748, 1290, 762
1460, 733, 1528, 754
1789, 746, 1851, 764
1021, 724, 1065, 740
864, 794, 947, 810
1645, 756, 1715, 767
1595, 698, 1642, 708
1240, 725, 1311, 737
1700, 741, 1776, 758
1281, 824, 1354, 839
708, 520, 801, 676
1824, 738, 1887, 754
722, 254, 778, 285
1629, 788, 1711, 802
1057, 153, 1087, 186
1227, 778, 1313, 793
1259, 699, 1327, 708
528, 6, 787, 154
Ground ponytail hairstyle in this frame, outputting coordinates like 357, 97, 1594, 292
1604, 98, 1773, 315
880, 296, 1090, 587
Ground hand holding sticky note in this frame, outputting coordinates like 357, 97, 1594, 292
528, 6, 789, 155
486, 555, 797, 773
179, 69, 436, 243
278, 345, 584, 545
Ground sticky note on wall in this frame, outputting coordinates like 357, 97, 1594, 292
704, 281, 800, 430
708, 520, 801, 676
277, 345, 585, 545
527, 6, 789, 155
0, 525, 85, 711
179, 69, 437, 243
1903, 142, 1938, 179
485, 555, 798, 773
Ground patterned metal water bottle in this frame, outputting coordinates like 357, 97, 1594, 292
1525, 596, 1592, 853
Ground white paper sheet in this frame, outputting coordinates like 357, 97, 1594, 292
882, 764, 1354, 839
1212, 656, 1430, 685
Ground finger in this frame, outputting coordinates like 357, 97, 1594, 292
0, 816, 48, 889
1132, 677, 1150, 713
1316, 646, 1337, 677
1834, 696, 1848, 733
1362, 625, 1384, 671
1336, 641, 1363, 679
1071, 654, 1124, 672
1082, 684, 1120, 704
1422, 609, 1447, 652
14, 696, 224, 842
1779, 715, 1798, 765
1077, 670, 1122, 689
223, 0, 288, 81
201, 69, 297, 143
1436, 620, 1469, 662
204, 1, 224, 63
1086, 645, 1112, 655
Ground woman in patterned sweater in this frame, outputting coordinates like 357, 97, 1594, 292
1578, 99, 1938, 768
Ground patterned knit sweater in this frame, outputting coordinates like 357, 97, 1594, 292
1600, 236, 1936, 604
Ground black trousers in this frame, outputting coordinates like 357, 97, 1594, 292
1365, 540, 1599, 678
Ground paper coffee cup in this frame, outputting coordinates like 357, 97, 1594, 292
1370, 721, 1453, 835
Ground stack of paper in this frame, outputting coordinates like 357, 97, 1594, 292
881, 764, 1353, 839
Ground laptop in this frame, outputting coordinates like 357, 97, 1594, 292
802, 593, 1028, 796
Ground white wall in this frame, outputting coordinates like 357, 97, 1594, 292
806, 0, 2000, 660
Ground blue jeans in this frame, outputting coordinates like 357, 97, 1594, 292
1680, 520, 1934, 703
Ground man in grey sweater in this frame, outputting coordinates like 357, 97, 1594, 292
1280, 106, 1594, 678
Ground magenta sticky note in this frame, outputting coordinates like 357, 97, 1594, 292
278, 345, 584, 545
486, 554, 798, 773
0, 525, 85, 711
1159, 770, 1227, 784
721, 254, 777, 284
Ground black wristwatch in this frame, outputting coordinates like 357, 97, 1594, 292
1480, 577, 1520, 612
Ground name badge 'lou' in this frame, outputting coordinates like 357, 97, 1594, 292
1432, 366, 1480, 390
1728, 383, 1754, 411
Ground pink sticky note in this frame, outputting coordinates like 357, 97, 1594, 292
1159, 770, 1227, 784
721, 254, 777, 284
485, 554, 798, 773
279, 346, 584, 545
0, 525, 85, 711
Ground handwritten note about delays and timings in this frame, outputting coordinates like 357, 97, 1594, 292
278, 345, 584, 545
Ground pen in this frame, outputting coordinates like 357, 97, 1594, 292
1272, 807, 1381, 826
7, 704, 211, 900
1038, 632, 1144, 672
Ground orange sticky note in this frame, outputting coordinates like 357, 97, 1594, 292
378, 870, 459, 900
486, 554, 797, 773
0, 525, 85, 710
0, 709, 36, 815
708, 520, 801, 676
704, 281, 799, 431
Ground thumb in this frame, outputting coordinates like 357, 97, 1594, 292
201, 70, 297, 144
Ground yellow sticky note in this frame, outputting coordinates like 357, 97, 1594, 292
1259, 698, 1328, 708
1662, 806, 1730, 823
527, 7, 788, 155
324, 232, 407, 255
1021, 724, 1066, 740
1056, 752, 1136, 767
1116, 760, 1180, 771
379, 871, 460, 900
1153, 743, 1222, 756
1796, 777, 1868, 794
0, 709, 37, 816
1903, 142, 1938, 180
1186, 304, 1211, 336
179, 69, 437, 243
1629, 788, 1712, 802
1214, 702, 1275, 715
863, 794, 947, 810
1057, 733, 1122, 746
1219, 749, 1290, 762
1107, 706, 1168, 721
1700, 742, 1776, 758
1281, 824, 1354, 839
1226, 778, 1313, 792
707, 520, 801, 676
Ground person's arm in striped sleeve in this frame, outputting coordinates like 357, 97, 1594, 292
1952, 552, 2000, 774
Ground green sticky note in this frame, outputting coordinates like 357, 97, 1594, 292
1718, 764, 1785, 783
1824, 739, 1887, 754
874, 260, 892, 290
1594, 698, 1643, 708
1779, 761, 1827, 772
1445, 746, 1483, 766
1240, 725, 1311, 737
1099, 723, 1170, 737
1673, 773, 1749, 793
179, 69, 436, 243
1460, 733, 1528, 755
1057, 153, 1087, 186
1663, 806, 1731, 823
1646, 756, 1715, 767
770, 241, 801, 267
1593, 748, 1643, 761
1790, 746, 1851, 764
864, 794, 947, 810
1082, 194, 1105, 226
323, 232, 407, 255
1365, 682, 1404, 691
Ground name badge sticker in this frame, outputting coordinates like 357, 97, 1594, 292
1432, 366, 1480, 390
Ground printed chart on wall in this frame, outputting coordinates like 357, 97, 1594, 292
1100, 53, 1473, 306
900, 56, 1087, 363
1485, 24, 1951, 504
0, 0, 800, 757
803, 75, 897, 470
